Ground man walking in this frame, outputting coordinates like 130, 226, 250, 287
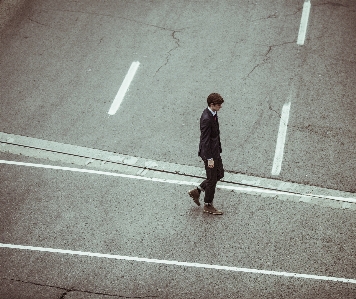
189, 93, 224, 215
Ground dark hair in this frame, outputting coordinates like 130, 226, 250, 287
207, 93, 224, 106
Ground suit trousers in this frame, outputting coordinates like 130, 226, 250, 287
199, 157, 224, 204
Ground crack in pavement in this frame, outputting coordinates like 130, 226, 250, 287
154, 30, 181, 76
244, 41, 295, 79
251, 11, 278, 22
38, 8, 185, 32
2, 277, 159, 299
252, 7, 306, 21
268, 102, 281, 118
29, 8, 185, 76
315, 2, 350, 8
28, 17, 49, 27
285, 7, 303, 17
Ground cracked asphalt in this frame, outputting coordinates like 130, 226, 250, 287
0, 0, 355, 298
1, 0, 354, 191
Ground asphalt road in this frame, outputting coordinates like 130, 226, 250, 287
0, 0, 355, 298
1, 153, 356, 299
0, 0, 355, 191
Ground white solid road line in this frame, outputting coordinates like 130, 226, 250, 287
1, 243, 356, 284
0, 159, 196, 186
1, 159, 356, 203
272, 101, 291, 176
297, 0, 311, 45
108, 61, 140, 115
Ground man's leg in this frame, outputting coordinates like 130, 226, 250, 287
201, 159, 217, 204
200, 158, 225, 199
189, 160, 216, 205
189, 159, 224, 213
202, 158, 223, 215
198, 179, 207, 194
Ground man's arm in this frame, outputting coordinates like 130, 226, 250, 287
200, 117, 212, 160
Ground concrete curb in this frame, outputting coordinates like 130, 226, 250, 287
1, 131, 355, 211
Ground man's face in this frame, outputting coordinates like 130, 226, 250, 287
210, 103, 222, 112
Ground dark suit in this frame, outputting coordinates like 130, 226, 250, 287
198, 108, 224, 204
198, 108, 222, 160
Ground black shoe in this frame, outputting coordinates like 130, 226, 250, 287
203, 204, 223, 215
188, 189, 200, 206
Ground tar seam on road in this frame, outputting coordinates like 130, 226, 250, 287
108, 61, 140, 115
297, 0, 311, 45
1, 243, 356, 284
1, 159, 355, 204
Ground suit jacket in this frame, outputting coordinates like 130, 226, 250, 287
198, 108, 222, 160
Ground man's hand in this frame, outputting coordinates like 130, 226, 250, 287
208, 159, 214, 168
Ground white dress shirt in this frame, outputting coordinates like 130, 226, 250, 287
207, 106, 216, 116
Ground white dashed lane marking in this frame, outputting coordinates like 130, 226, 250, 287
272, 101, 291, 176
108, 61, 140, 115
297, 0, 311, 45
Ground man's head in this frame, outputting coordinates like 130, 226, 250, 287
207, 93, 224, 112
